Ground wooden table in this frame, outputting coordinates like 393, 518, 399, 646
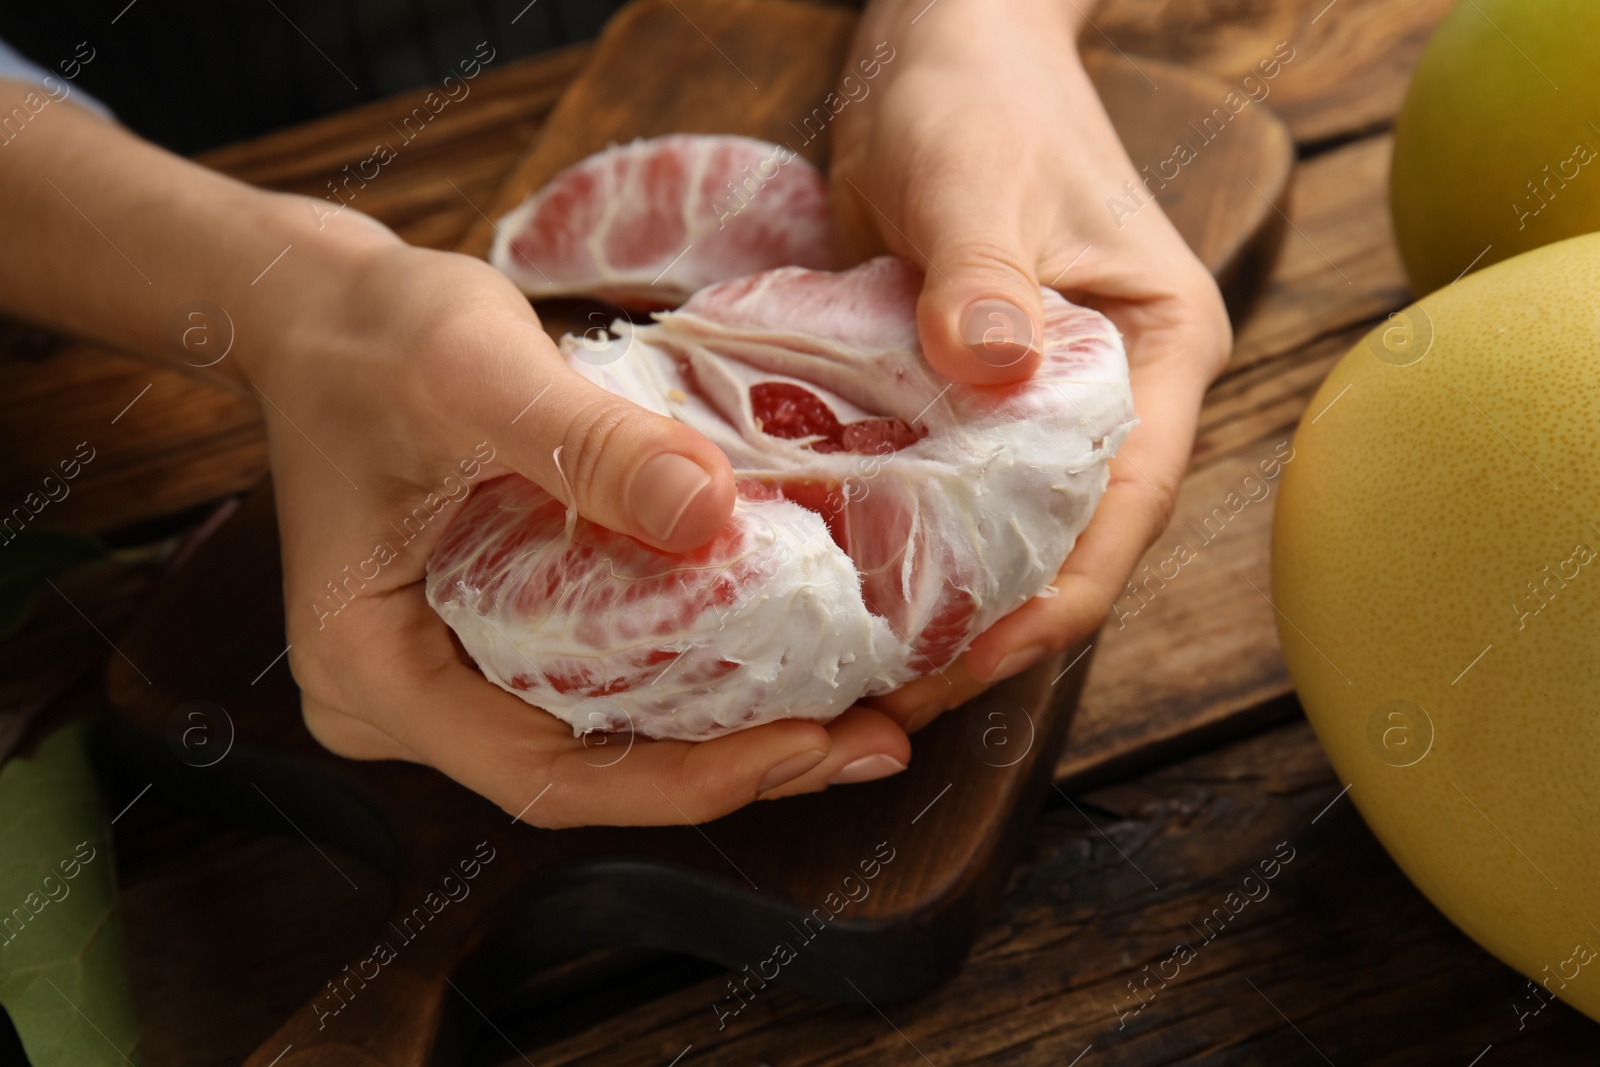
5, 0, 1599, 1062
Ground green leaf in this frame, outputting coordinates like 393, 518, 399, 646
0, 721, 141, 1066
0, 531, 107, 639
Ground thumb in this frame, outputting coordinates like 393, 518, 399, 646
916, 229, 1047, 386
479, 360, 737, 553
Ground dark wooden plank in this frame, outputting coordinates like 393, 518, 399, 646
0, 46, 588, 538
1223, 135, 1407, 381
1056, 434, 1306, 789
114, 805, 391, 1067
456, 4, 1294, 286
454, 0, 858, 261
113, 715, 1600, 1063
0, 553, 159, 761
108, 478, 1088, 1067
0, 347, 265, 536
197, 43, 592, 251
494, 719, 1600, 1065
1056, 137, 1408, 787
1094, 0, 1454, 144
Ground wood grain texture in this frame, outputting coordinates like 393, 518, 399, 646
0, 346, 265, 535
1082, 51, 1292, 297
455, 0, 857, 261
105, 715, 1600, 1063
1225, 135, 1408, 379
0, 46, 590, 538
490, 720, 1600, 1065
1094, 0, 1455, 144
106, 482, 1090, 1067
1058, 135, 1410, 787
200, 42, 593, 251
115, 807, 391, 1067
1057, 435, 1303, 789
455, 1, 1294, 286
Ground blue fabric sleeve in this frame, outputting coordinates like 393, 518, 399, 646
0, 37, 112, 118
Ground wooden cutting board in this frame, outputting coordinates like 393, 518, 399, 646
104, 2, 1292, 1064
455, 0, 1291, 297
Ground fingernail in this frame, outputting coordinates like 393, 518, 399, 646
828, 753, 907, 785
962, 298, 1038, 368
630, 453, 712, 541
983, 644, 1049, 684
759, 749, 826, 793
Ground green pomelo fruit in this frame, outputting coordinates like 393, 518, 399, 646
1391, 0, 1600, 295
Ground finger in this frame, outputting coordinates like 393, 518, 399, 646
968, 453, 1176, 680
828, 145, 894, 266
298, 588, 850, 828
910, 189, 1047, 385
302, 702, 416, 761
861, 658, 982, 733
916, 234, 1047, 385
833, 153, 1046, 385
755, 705, 910, 800
438, 313, 737, 552
962, 331, 1214, 682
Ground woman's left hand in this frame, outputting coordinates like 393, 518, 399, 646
833, 0, 1233, 731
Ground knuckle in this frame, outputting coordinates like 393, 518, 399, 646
407, 302, 541, 427
563, 398, 636, 504
1114, 463, 1180, 537
937, 236, 1035, 289
670, 769, 744, 825
1142, 475, 1181, 535
1185, 277, 1233, 373
301, 699, 391, 761
285, 638, 342, 704
684, 793, 738, 826
411, 314, 493, 392
487, 742, 569, 824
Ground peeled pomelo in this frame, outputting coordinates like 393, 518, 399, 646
1390, 0, 1600, 295
1272, 233, 1600, 1017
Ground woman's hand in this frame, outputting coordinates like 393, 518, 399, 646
227, 210, 915, 824
834, 0, 1233, 730
0, 89, 909, 825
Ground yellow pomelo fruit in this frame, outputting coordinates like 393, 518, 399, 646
1273, 233, 1600, 1015
1391, 0, 1600, 295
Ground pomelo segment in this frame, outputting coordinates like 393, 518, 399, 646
749, 381, 925, 454
428, 256, 1134, 740
490, 134, 834, 307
